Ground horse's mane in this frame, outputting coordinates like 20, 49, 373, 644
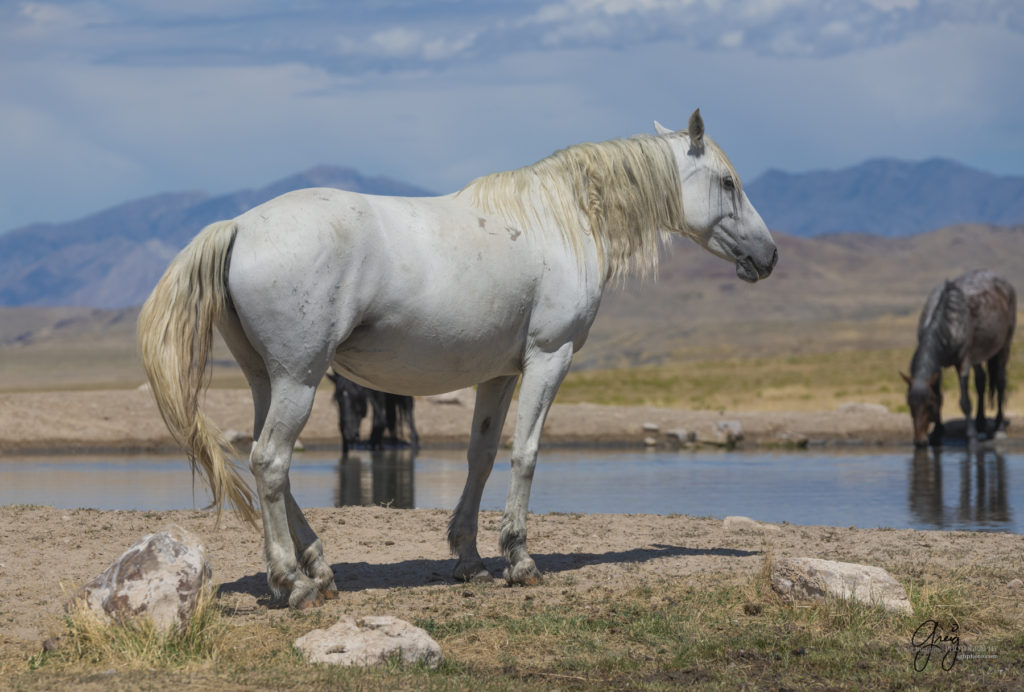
456, 133, 734, 280
913, 280, 969, 373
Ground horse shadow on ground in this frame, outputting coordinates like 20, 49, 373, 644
217, 543, 760, 603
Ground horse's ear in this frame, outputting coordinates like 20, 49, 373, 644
688, 108, 705, 153
654, 120, 673, 136
900, 372, 912, 386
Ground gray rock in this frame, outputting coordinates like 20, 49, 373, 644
715, 420, 744, 440
775, 431, 809, 448
771, 557, 912, 615
294, 615, 442, 668
1007, 578, 1023, 590
642, 422, 660, 433
666, 429, 696, 444
69, 526, 211, 631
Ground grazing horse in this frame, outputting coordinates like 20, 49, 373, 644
326, 370, 418, 455
138, 109, 778, 608
902, 269, 1016, 447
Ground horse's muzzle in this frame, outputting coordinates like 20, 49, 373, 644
735, 246, 778, 283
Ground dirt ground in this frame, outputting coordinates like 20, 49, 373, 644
1, 389, 1022, 656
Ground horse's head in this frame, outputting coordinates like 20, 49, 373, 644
902, 371, 941, 448
657, 109, 778, 283
330, 374, 367, 445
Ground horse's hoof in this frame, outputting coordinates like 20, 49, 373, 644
453, 560, 492, 583
289, 585, 324, 610
503, 561, 543, 586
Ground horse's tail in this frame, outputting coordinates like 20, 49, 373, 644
137, 220, 259, 527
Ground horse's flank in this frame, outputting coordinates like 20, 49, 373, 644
457, 133, 735, 281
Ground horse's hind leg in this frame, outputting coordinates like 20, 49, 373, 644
448, 375, 518, 582
219, 312, 335, 603
501, 344, 574, 586
249, 377, 332, 607
973, 363, 987, 436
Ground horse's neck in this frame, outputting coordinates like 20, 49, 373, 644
912, 327, 957, 379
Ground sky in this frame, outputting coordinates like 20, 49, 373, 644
2, 0, 1023, 233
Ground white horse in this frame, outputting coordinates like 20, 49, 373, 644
139, 109, 777, 608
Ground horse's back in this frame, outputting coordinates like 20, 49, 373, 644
222, 186, 600, 395
948, 270, 1015, 362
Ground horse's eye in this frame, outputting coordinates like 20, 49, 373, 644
723, 175, 736, 191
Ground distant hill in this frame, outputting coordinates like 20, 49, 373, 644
2, 157, 1023, 308
0, 166, 434, 308
4, 224, 1022, 390
745, 158, 1024, 237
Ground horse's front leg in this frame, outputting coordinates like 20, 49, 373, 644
990, 350, 1010, 433
501, 344, 574, 586
958, 364, 977, 445
250, 379, 324, 608
448, 376, 518, 582
973, 363, 987, 436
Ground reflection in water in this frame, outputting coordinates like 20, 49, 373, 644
909, 447, 1010, 529
336, 449, 416, 508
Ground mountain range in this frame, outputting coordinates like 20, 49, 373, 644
1, 157, 1022, 308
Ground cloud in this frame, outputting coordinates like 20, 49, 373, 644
1, 1, 1023, 232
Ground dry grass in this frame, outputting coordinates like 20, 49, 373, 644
15, 552, 1022, 690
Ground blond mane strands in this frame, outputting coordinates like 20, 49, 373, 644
458, 134, 685, 280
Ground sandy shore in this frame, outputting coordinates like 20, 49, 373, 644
0, 387, 957, 454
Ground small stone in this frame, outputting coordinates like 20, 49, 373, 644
666, 429, 696, 444
1007, 578, 1023, 590
294, 616, 442, 668
723, 516, 780, 533
643, 436, 658, 447
642, 422, 660, 433
714, 420, 744, 441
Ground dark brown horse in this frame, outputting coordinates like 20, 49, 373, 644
326, 371, 418, 455
902, 269, 1016, 447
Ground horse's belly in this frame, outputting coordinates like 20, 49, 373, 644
330, 326, 524, 395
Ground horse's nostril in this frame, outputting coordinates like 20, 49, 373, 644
770, 247, 779, 269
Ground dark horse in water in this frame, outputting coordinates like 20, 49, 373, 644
902, 269, 1016, 447
326, 371, 419, 455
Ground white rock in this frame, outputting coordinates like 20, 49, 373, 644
423, 387, 475, 406
69, 526, 211, 631
294, 616, 442, 668
771, 557, 912, 615
723, 516, 781, 533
